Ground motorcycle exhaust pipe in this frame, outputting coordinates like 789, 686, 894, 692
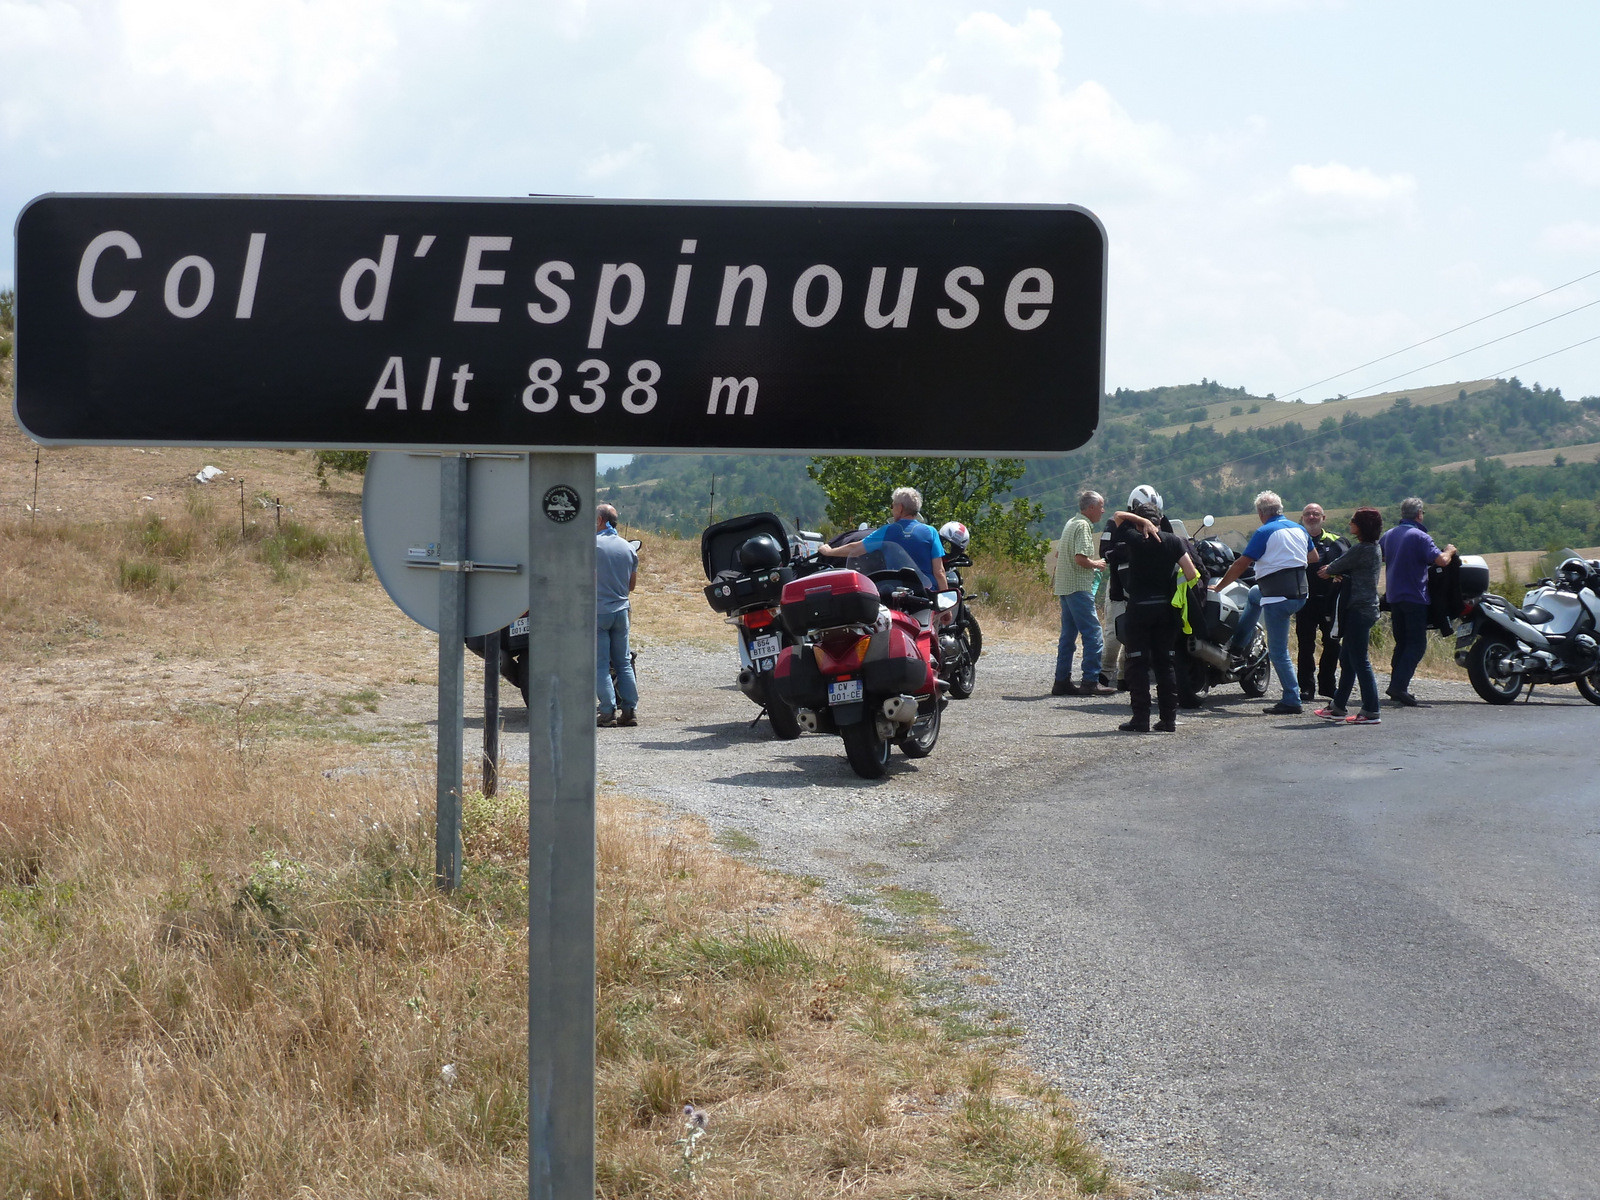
796, 707, 821, 734
880, 694, 919, 725
736, 667, 763, 701
1189, 640, 1232, 671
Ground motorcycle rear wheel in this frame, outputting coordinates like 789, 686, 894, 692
1466, 635, 1525, 704
896, 701, 942, 758
841, 720, 890, 779
1577, 670, 1600, 705
1239, 632, 1272, 698
761, 675, 802, 740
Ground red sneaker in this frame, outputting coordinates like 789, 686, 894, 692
1345, 712, 1381, 725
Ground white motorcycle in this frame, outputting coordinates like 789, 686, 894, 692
1177, 515, 1273, 698
1454, 552, 1600, 705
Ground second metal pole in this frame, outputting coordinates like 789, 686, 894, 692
483, 627, 501, 797
435, 453, 467, 892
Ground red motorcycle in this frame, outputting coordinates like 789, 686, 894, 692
771, 543, 954, 778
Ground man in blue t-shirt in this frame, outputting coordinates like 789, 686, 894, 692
1210, 490, 1316, 715
820, 486, 948, 590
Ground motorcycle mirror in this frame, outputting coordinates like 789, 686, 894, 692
628, 539, 642, 552
936, 590, 960, 611
1202, 515, 1215, 528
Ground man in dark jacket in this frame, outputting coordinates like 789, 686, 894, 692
1295, 503, 1348, 701
1109, 503, 1200, 732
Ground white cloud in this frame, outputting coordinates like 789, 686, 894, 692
1288, 162, 1416, 203
1255, 161, 1417, 229
1132, 0, 1336, 10
1538, 221, 1600, 254
1539, 132, 1600, 188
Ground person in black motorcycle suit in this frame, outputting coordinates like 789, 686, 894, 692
1295, 502, 1349, 702
1108, 487, 1209, 709
1108, 501, 1201, 732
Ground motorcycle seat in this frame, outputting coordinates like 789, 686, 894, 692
1513, 604, 1552, 624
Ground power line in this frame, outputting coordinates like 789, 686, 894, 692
1344, 298, 1600, 398
1490, 331, 1600, 379
1276, 265, 1600, 401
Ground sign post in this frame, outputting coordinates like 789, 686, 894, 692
14, 191, 1106, 1200
525, 454, 597, 1197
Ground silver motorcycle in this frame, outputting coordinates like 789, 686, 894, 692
1454, 552, 1600, 705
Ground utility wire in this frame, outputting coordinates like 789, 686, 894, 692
1276, 265, 1600, 401
1343, 297, 1600, 398
1490, 331, 1600, 379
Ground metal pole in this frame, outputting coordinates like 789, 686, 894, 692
435, 453, 468, 892
482, 626, 500, 797
526, 452, 596, 1200
239, 479, 245, 536
31, 447, 40, 524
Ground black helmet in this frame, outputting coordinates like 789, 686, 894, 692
736, 533, 784, 570
1557, 557, 1588, 588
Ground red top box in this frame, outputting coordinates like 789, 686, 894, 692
780, 570, 881, 635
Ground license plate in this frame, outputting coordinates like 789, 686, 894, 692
828, 679, 864, 705
750, 633, 781, 659
507, 616, 529, 638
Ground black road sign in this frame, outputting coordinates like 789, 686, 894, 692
14, 194, 1104, 455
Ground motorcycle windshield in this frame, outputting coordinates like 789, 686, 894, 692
844, 539, 931, 589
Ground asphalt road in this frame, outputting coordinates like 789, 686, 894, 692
496, 645, 1599, 1198
915, 687, 1600, 1199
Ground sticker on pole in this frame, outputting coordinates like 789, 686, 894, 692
542, 485, 580, 523
14, 194, 1105, 456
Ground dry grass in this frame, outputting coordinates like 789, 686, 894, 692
1141, 378, 1496, 439
0, 702, 1114, 1199
1432, 439, 1600, 473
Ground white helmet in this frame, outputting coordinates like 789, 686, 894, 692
1127, 484, 1163, 514
938, 521, 970, 551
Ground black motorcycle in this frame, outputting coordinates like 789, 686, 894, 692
937, 548, 983, 699
700, 512, 820, 739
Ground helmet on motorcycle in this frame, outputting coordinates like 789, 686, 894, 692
1557, 557, 1588, 588
938, 521, 971, 551
1127, 484, 1163, 514
735, 533, 784, 571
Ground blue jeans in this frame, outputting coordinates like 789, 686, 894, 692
1232, 586, 1306, 706
597, 607, 638, 713
1388, 600, 1429, 695
1055, 590, 1104, 684
1334, 610, 1381, 715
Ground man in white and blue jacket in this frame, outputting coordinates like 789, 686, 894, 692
1209, 490, 1317, 715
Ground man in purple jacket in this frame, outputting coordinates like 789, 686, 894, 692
1378, 497, 1457, 707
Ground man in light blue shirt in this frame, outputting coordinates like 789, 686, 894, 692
596, 503, 639, 727
1210, 490, 1316, 715
818, 486, 948, 590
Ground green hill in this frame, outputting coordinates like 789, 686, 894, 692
599, 377, 1600, 554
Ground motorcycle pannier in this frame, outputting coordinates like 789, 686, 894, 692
1457, 554, 1490, 600
780, 570, 880, 634
772, 644, 828, 708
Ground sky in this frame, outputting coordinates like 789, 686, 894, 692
5, 0, 1600, 417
